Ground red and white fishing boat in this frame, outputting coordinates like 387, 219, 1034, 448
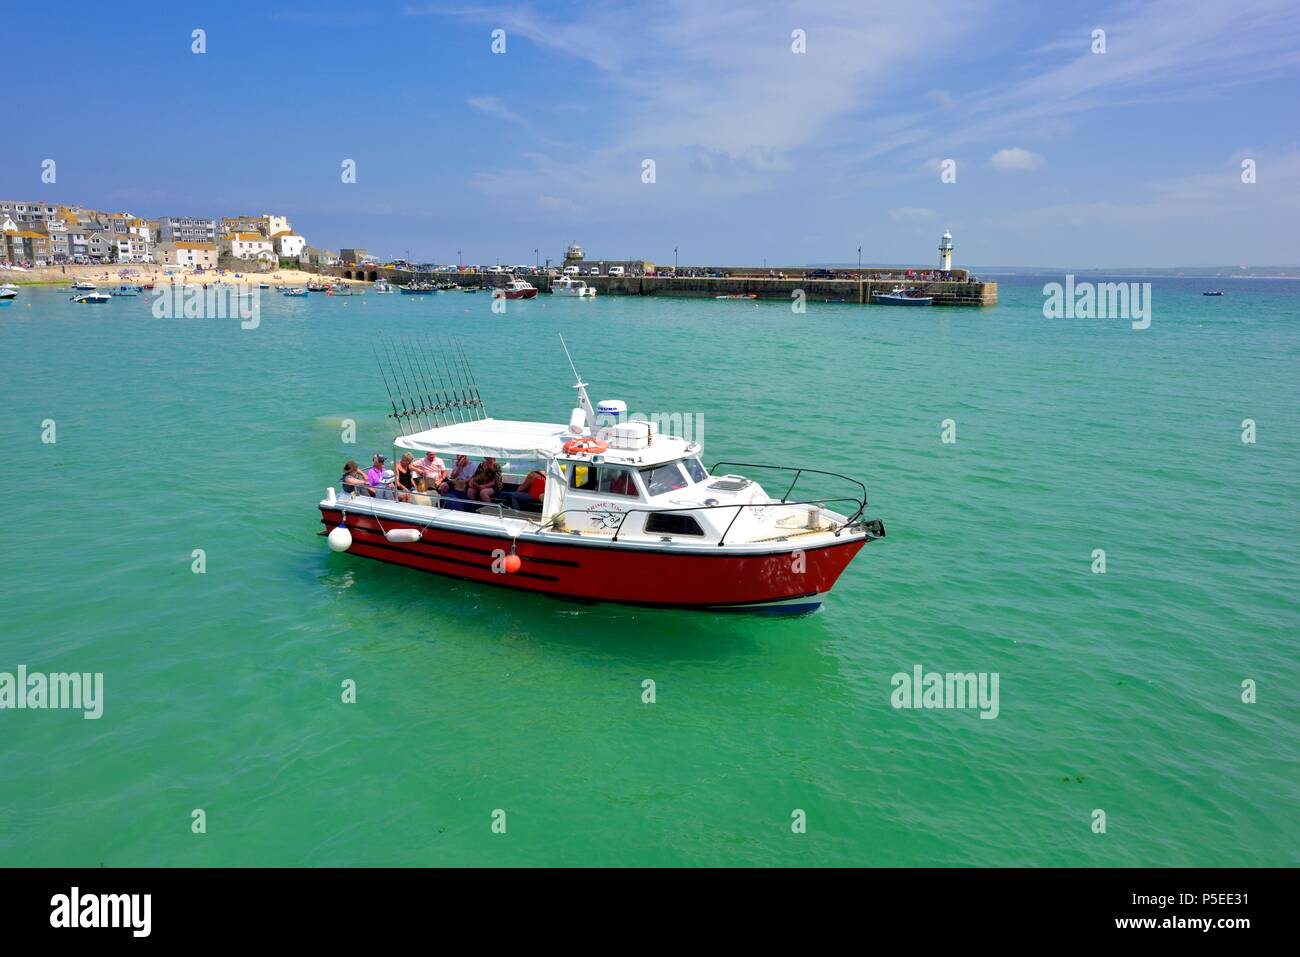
496, 279, 538, 300
318, 338, 884, 614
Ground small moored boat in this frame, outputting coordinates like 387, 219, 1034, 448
71, 291, 112, 304
373, 279, 394, 294
874, 286, 933, 306
497, 280, 538, 300
282, 287, 309, 297
552, 277, 597, 298
71, 280, 97, 291
1202, 290, 1224, 296
400, 281, 438, 294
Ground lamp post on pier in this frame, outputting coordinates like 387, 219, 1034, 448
858, 246, 862, 276
674, 247, 678, 271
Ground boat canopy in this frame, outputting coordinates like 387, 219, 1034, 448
394, 418, 570, 459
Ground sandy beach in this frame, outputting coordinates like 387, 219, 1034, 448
0, 263, 354, 287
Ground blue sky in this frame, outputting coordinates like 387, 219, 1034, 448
4, 0, 1298, 267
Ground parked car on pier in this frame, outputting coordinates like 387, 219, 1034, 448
563, 265, 580, 275
608, 266, 625, 277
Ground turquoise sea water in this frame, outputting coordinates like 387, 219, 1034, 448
1, 277, 1297, 867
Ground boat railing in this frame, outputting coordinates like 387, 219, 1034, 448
543, 495, 869, 547
709, 462, 867, 527
333, 484, 519, 521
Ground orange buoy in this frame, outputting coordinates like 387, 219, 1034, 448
503, 553, 522, 574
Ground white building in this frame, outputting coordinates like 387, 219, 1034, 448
156, 241, 218, 269
261, 214, 291, 237
272, 231, 305, 259
224, 232, 274, 260
114, 234, 153, 263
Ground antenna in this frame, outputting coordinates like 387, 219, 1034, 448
559, 333, 584, 387
559, 333, 596, 428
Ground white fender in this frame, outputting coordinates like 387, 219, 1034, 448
385, 528, 422, 543
327, 525, 353, 552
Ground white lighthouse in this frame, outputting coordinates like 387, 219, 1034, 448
939, 230, 953, 272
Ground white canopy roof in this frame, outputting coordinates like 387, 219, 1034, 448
394, 418, 569, 459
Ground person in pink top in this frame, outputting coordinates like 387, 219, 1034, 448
412, 450, 446, 492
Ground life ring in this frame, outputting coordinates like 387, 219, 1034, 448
563, 437, 608, 455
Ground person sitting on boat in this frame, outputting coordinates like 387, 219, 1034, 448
439, 454, 475, 495
412, 450, 446, 491
502, 469, 546, 512
467, 456, 503, 503
341, 460, 370, 496
393, 453, 417, 501
366, 454, 389, 490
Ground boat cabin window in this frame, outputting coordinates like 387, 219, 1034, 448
564, 462, 640, 497
639, 463, 689, 497
683, 458, 708, 483
644, 512, 705, 536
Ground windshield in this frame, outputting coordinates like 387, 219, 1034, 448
639, 462, 689, 496
683, 458, 708, 483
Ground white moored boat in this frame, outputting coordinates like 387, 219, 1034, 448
551, 277, 596, 298
318, 336, 884, 614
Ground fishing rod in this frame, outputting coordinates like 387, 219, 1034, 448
453, 338, 486, 418
395, 335, 436, 429
440, 337, 471, 420
419, 336, 460, 425
414, 336, 452, 427
390, 336, 433, 431
381, 335, 421, 431
410, 337, 448, 427
372, 341, 405, 436
400, 335, 441, 427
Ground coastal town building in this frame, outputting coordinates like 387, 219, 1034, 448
113, 234, 152, 263
1, 226, 53, 265
340, 248, 372, 264
87, 232, 114, 260
272, 231, 306, 259
1, 200, 314, 266
224, 232, 275, 261
155, 241, 218, 269
158, 216, 217, 244
299, 246, 339, 267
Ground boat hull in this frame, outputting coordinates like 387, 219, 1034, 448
874, 294, 932, 306
503, 289, 538, 300
319, 506, 864, 613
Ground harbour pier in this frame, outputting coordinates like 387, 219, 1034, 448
319, 266, 997, 307
317, 232, 997, 306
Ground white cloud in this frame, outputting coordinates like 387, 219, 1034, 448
466, 96, 523, 124
989, 147, 1045, 172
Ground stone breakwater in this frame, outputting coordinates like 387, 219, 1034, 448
321, 266, 998, 306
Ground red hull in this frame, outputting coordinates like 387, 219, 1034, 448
503, 289, 538, 299
320, 507, 864, 612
